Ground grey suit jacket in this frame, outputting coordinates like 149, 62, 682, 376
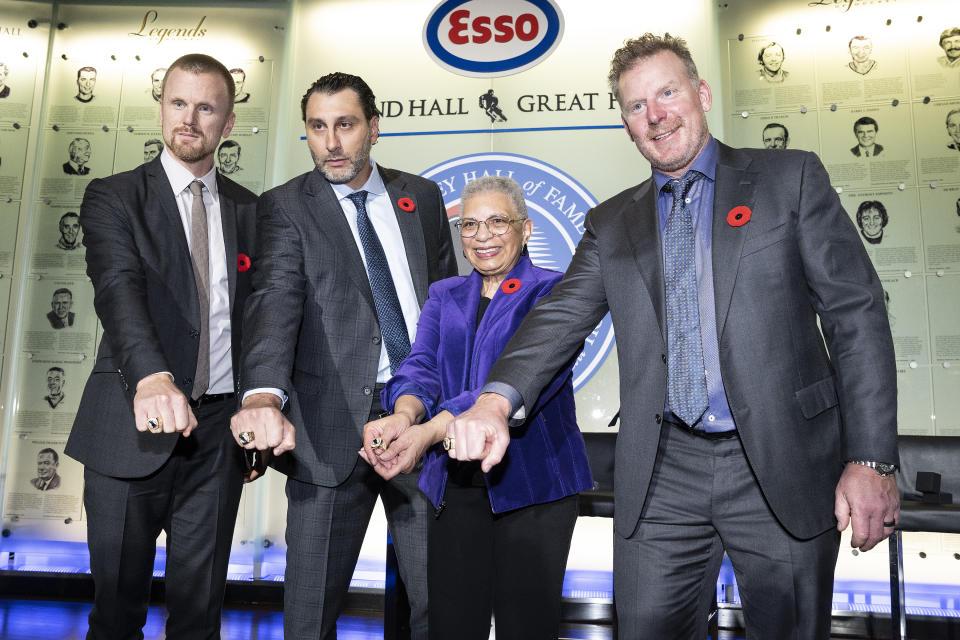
487, 143, 897, 540
66, 156, 258, 478
239, 165, 457, 487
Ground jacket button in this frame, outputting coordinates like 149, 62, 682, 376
184, 377, 193, 386
655, 414, 662, 424
362, 386, 372, 396
661, 354, 667, 363
190, 329, 200, 338
372, 336, 381, 345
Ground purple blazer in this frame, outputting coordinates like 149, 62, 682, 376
383, 255, 594, 514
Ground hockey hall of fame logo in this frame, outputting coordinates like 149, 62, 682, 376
421, 152, 615, 392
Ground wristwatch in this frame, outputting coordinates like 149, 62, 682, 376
848, 460, 897, 476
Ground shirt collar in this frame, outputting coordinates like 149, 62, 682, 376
652, 135, 718, 193
330, 158, 385, 201
160, 147, 219, 200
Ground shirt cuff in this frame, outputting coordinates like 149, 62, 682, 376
242, 387, 288, 410
479, 382, 526, 425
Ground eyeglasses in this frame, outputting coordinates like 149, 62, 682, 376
455, 216, 524, 238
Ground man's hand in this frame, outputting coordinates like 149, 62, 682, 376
835, 462, 900, 551
445, 393, 512, 473
133, 372, 198, 436
231, 393, 296, 456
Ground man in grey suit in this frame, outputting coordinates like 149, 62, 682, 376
231, 72, 457, 639
66, 54, 257, 640
447, 34, 899, 639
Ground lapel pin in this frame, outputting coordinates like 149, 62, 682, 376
727, 206, 752, 227
237, 253, 252, 272
500, 278, 521, 294
397, 197, 415, 212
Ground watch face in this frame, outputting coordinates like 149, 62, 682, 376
876, 462, 897, 475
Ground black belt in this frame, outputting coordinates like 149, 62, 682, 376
664, 414, 737, 440
189, 392, 236, 409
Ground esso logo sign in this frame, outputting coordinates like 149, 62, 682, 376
423, 0, 564, 78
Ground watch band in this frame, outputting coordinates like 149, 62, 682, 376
848, 460, 897, 476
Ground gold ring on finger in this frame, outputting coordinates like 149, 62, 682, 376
238, 431, 255, 445
146, 416, 163, 433
442, 436, 455, 451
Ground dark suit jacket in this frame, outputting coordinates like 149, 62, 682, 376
66, 155, 258, 479
487, 143, 897, 540
63, 161, 90, 176
850, 143, 883, 157
383, 255, 593, 514
239, 165, 457, 487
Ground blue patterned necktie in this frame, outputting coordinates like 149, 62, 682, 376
347, 190, 411, 374
664, 172, 708, 426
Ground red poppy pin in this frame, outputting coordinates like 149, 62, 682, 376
501, 278, 521, 294
237, 253, 251, 272
397, 197, 415, 212
727, 206, 752, 227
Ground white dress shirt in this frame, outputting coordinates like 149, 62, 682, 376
160, 149, 234, 395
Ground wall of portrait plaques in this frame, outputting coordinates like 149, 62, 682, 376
719, 0, 960, 439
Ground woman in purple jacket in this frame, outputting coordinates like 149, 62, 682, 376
360, 175, 593, 640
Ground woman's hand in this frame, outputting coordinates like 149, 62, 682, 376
360, 413, 413, 471
360, 410, 451, 480
360, 394, 429, 469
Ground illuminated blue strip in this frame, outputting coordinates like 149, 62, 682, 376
298, 124, 622, 141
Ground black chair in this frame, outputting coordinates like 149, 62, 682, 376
889, 435, 960, 640
579, 431, 719, 638
581, 431, 616, 518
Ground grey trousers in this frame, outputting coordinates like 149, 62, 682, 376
614, 423, 840, 640
283, 456, 429, 640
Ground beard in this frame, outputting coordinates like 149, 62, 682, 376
312, 133, 373, 185
637, 116, 709, 175
166, 125, 215, 164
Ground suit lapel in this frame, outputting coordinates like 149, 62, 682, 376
147, 158, 199, 323
217, 177, 238, 308
303, 169, 375, 310
450, 271, 480, 383
712, 143, 757, 339
624, 180, 666, 343
381, 166, 430, 307
450, 269, 481, 329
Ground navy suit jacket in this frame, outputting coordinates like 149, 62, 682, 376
487, 143, 897, 539
66, 156, 258, 478
384, 255, 593, 514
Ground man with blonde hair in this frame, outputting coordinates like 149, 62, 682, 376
451, 32, 898, 639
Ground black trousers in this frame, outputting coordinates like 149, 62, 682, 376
83, 398, 244, 640
428, 480, 579, 640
